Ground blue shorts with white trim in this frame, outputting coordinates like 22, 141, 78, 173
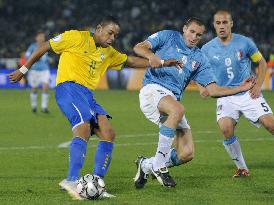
55, 82, 111, 130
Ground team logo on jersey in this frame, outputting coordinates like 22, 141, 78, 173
225, 58, 232, 66
191, 60, 198, 70
181, 55, 187, 65
100, 53, 105, 61
213, 55, 220, 60
236, 50, 243, 61
176, 45, 182, 53
52, 34, 61, 42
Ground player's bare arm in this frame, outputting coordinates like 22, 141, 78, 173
196, 83, 210, 98
205, 77, 255, 97
126, 56, 182, 69
133, 41, 183, 69
8, 41, 51, 83
249, 56, 267, 99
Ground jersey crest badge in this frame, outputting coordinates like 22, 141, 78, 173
236, 50, 243, 61
191, 60, 198, 70
100, 53, 105, 61
182, 55, 187, 65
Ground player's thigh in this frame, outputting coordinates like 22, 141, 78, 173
139, 84, 177, 125
216, 96, 239, 123
27, 70, 39, 88
158, 95, 184, 117
40, 70, 50, 91
94, 115, 115, 141
55, 82, 94, 131
241, 94, 273, 128
259, 114, 274, 134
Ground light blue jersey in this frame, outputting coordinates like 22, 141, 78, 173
201, 34, 261, 91
25, 43, 50, 71
143, 30, 216, 100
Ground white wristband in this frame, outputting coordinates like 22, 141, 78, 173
19, 65, 29, 74
160, 60, 164, 67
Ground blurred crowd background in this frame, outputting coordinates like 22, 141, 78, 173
0, 0, 273, 66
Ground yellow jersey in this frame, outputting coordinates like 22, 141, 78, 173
49, 30, 128, 90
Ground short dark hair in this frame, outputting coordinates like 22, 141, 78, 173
98, 15, 120, 27
184, 17, 205, 27
214, 10, 233, 21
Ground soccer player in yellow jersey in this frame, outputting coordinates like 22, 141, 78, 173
9, 16, 181, 200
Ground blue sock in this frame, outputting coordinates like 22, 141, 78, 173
93, 141, 113, 178
67, 137, 87, 181
170, 148, 184, 167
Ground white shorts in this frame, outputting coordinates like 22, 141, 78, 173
216, 92, 273, 127
139, 84, 190, 129
27, 70, 50, 88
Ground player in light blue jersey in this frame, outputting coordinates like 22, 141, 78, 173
25, 31, 50, 113
201, 10, 274, 178
133, 17, 255, 189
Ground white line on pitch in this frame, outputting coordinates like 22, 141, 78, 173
0, 136, 273, 151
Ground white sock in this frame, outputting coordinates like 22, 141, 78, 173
141, 157, 153, 174
223, 136, 248, 170
30, 92, 37, 109
152, 133, 173, 171
41, 92, 49, 109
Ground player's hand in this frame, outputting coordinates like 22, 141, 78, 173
163, 59, 183, 70
240, 76, 256, 92
8, 70, 24, 83
249, 82, 261, 99
148, 54, 162, 68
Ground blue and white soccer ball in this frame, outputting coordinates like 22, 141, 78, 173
76, 174, 105, 200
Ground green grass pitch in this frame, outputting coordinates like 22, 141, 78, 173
0, 89, 273, 205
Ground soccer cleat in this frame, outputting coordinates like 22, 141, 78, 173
41, 108, 50, 113
32, 108, 37, 113
134, 156, 149, 189
99, 190, 116, 198
233, 169, 250, 178
59, 179, 83, 200
151, 167, 176, 188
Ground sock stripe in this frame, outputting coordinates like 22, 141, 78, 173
223, 135, 237, 145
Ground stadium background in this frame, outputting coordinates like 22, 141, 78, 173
0, 0, 274, 90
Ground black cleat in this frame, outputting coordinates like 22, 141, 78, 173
134, 156, 149, 189
32, 108, 37, 113
41, 108, 50, 113
151, 167, 176, 188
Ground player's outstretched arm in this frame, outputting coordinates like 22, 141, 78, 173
205, 77, 255, 97
196, 83, 210, 98
126, 56, 182, 69
8, 41, 51, 83
249, 56, 267, 99
132, 40, 182, 69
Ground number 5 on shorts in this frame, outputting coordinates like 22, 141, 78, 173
261, 102, 269, 112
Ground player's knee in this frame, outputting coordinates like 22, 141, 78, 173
220, 127, 233, 138
169, 106, 184, 123
265, 124, 274, 135
101, 127, 116, 142
261, 116, 274, 135
73, 123, 91, 141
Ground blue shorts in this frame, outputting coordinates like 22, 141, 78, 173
55, 82, 111, 130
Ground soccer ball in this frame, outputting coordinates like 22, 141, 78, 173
76, 174, 105, 200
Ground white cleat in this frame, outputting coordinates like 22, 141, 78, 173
59, 179, 83, 200
99, 190, 116, 198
